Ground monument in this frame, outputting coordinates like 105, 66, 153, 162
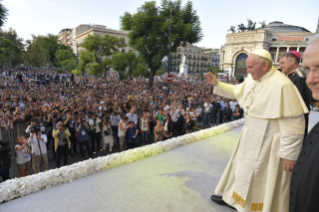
179, 54, 188, 76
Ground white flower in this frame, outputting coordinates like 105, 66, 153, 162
0, 119, 244, 204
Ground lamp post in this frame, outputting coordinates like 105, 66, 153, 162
167, 1, 172, 95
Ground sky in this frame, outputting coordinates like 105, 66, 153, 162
2, 0, 319, 49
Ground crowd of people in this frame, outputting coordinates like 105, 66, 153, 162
0, 70, 242, 181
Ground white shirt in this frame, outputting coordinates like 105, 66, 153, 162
196, 107, 203, 116
28, 134, 48, 155
15, 144, 31, 164
204, 103, 212, 113
126, 112, 138, 125
89, 117, 101, 133
118, 120, 127, 137
163, 105, 170, 111
110, 114, 121, 126
25, 125, 45, 133
229, 100, 238, 112
173, 109, 185, 121
190, 111, 197, 121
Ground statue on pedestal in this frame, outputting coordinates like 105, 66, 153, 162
182, 54, 187, 65
179, 54, 188, 76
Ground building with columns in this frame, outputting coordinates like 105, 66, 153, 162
219, 21, 315, 79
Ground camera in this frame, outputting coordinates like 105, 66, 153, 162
30, 125, 36, 133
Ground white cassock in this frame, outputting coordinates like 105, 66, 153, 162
214, 67, 309, 212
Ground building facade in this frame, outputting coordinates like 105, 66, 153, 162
211, 53, 220, 67
219, 21, 315, 79
58, 28, 72, 46
168, 45, 212, 74
58, 24, 132, 61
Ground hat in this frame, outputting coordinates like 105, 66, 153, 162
251, 49, 272, 61
289, 51, 301, 61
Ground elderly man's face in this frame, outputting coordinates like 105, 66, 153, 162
279, 56, 293, 75
304, 41, 319, 100
246, 55, 269, 81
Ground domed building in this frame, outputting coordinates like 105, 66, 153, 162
219, 21, 315, 79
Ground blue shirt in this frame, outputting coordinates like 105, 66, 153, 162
75, 122, 89, 142
219, 100, 226, 111
127, 127, 137, 139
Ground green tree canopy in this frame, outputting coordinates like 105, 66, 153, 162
0, 28, 24, 69
79, 34, 125, 78
110, 51, 149, 78
207, 66, 224, 76
121, 0, 203, 88
0, 38, 21, 70
55, 48, 77, 72
0, 3, 8, 28
25, 34, 69, 68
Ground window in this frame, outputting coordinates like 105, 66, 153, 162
178, 48, 181, 52
189, 49, 191, 52
272, 38, 277, 42
184, 48, 187, 52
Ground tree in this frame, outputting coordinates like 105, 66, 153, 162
0, 3, 8, 28
24, 35, 49, 67
79, 34, 125, 78
207, 66, 224, 76
25, 34, 69, 68
121, 0, 203, 88
133, 64, 150, 78
0, 38, 21, 70
110, 51, 149, 78
55, 48, 77, 72
0, 28, 24, 69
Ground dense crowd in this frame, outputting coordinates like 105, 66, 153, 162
0, 70, 243, 181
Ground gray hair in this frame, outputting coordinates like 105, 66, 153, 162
279, 52, 300, 64
255, 56, 272, 68
307, 34, 319, 47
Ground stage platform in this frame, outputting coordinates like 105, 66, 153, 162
0, 112, 318, 212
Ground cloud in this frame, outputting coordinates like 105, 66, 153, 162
3, 0, 27, 10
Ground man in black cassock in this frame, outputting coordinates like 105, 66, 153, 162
279, 51, 314, 139
289, 34, 319, 212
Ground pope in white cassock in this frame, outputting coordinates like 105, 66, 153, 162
205, 49, 308, 212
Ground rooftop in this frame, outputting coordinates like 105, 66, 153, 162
263, 21, 311, 33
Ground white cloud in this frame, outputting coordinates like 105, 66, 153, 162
3, 0, 27, 10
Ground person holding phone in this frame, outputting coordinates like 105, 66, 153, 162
28, 129, 49, 174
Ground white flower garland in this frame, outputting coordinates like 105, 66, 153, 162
0, 119, 244, 204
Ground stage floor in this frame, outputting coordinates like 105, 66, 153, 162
1, 112, 318, 212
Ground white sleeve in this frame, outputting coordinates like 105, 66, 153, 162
41, 134, 48, 143
278, 115, 305, 161
25, 125, 31, 133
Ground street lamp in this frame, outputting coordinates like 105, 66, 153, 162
167, 0, 172, 95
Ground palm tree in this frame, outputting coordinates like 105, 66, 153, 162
0, 3, 8, 28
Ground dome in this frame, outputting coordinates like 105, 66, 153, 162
264, 21, 311, 33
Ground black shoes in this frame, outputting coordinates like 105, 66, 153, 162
210, 195, 236, 210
